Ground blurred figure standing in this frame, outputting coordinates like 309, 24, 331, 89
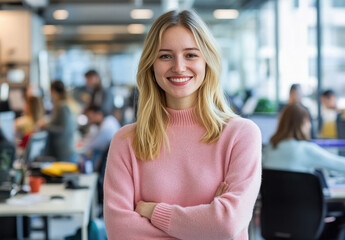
39, 81, 77, 162
288, 83, 303, 104
279, 83, 315, 138
320, 89, 339, 138
84, 70, 114, 116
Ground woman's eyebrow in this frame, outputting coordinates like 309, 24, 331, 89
158, 47, 200, 52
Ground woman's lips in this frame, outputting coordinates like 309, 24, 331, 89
167, 76, 192, 86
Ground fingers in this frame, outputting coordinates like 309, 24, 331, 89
215, 182, 229, 197
135, 201, 157, 220
135, 201, 143, 214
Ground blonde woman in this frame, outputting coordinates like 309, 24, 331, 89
15, 95, 45, 148
104, 10, 261, 239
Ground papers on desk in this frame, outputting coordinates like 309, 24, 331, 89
6, 194, 50, 206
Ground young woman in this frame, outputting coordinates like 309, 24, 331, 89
263, 103, 345, 172
15, 95, 45, 148
104, 10, 262, 239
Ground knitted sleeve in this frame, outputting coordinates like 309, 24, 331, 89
150, 119, 262, 240
103, 125, 172, 239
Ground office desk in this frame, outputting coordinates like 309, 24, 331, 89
0, 173, 97, 240
327, 185, 345, 201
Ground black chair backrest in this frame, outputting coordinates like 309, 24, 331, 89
0, 138, 16, 183
337, 113, 345, 139
260, 169, 326, 240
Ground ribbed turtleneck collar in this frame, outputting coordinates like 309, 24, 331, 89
166, 108, 199, 126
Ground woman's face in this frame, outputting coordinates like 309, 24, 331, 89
301, 117, 311, 139
153, 25, 206, 109
50, 89, 58, 103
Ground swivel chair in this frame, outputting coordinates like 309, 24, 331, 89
260, 169, 327, 240
0, 137, 15, 184
336, 113, 345, 139
336, 113, 345, 156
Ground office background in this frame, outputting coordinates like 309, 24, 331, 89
1, 0, 345, 239
0, 0, 344, 127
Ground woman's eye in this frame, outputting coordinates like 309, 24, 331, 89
159, 54, 171, 59
186, 53, 198, 58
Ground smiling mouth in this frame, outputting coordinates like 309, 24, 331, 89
168, 77, 192, 83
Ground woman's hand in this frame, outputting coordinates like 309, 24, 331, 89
215, 181, 229, 197
135, 201, 157, 220
135, 182, 228, 220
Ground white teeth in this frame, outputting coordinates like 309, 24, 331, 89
169, 77, 191, 82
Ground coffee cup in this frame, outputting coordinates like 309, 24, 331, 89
29, 176, 45, 193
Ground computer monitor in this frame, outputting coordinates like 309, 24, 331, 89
23, 131, 48, 165
0, 111, 15, 143
246, 114, 279, 146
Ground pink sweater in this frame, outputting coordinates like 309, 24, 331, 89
104, 108, 262, 240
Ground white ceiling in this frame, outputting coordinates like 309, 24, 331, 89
0, 0, 262, 49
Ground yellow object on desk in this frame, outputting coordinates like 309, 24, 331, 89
41, 162, 79, 177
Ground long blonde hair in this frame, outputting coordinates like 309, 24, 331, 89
133, 10, 236, 161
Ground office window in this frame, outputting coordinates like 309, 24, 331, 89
277, 0, 318, 115
322, 0, 345, 108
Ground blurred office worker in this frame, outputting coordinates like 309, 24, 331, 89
320, 89, 340, 138
83, 105, 120, 160
38, 81, 77, 163
84, 70, 114, 116
104, 9, 261, 240
15, 95, 45, 148
263, 103, 345, 172
279, 83, 315, 138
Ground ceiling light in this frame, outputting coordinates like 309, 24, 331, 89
79, 35, 115, 41
130, 9, 153, 19
213, 9, 239, 19
53, 9, 69, 20
127, 24, 145, 34
78, 25, 128, 34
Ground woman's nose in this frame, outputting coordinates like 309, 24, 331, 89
172, 56, 186, 73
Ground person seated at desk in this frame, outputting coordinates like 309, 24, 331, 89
320, 89, 340, 138
82, 105, 120, 162
263, 103, 345, 172
263, 103, 345, 239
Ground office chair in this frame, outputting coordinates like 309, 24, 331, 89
336, 113, 345, 156
0, 137, 16, 184
0, 132, 31, 240
260, 169, 327, 240
336, 113, 345, 139
93, 143, 110, 217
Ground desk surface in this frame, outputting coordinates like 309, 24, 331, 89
0, 173, 97, 216
328, 185, 345, 201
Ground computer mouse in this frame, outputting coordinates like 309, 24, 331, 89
50, 195, 65, 200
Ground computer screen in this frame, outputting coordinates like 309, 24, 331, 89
246, 114, 279, 146
24, 131, 48, 164
0, 111, 15, 143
